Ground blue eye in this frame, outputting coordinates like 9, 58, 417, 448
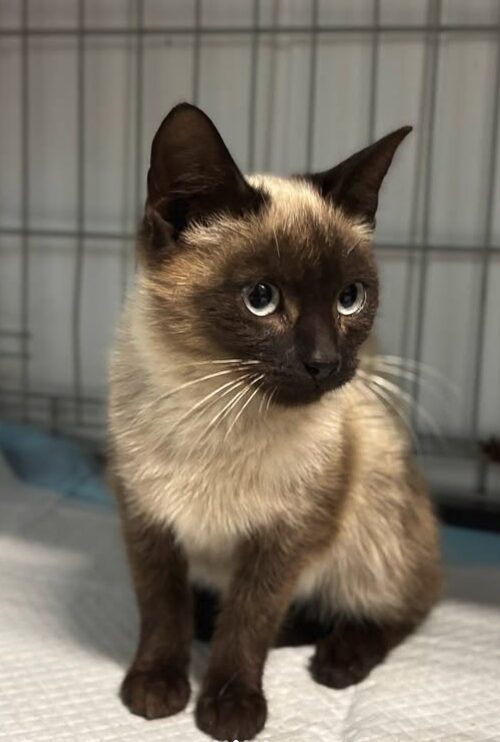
242, 283, 280, 317
337, 282, 365, 316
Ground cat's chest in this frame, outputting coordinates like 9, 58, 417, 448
112, 360, 343, 551
126, 422, 315, 551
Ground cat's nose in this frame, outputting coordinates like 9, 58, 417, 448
303, 358, 340, 382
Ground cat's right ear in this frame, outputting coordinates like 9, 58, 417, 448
143, 103, 265, 249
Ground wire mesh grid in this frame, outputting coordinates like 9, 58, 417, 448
0, 0, 499, 518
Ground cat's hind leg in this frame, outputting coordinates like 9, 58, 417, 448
309, 480, 441, 689
310, 616, 414, 689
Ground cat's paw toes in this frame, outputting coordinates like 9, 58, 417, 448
195, 683, 267, 741
120, 667, 190, 720
310, 636, 385, 689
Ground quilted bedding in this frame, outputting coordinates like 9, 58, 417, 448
1, 454, 500, 742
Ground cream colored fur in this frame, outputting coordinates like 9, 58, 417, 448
109, 176, 439, 624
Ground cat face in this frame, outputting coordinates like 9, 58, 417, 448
141, 104, 410, 406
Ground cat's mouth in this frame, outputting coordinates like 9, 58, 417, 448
265, 364, 356, 407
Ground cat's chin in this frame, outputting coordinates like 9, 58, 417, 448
270, 379, 346, 408
268, 367, 356, 407
273, 389, 326, 407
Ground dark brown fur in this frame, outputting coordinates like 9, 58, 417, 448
108, 104, 440, 741
115, 486, 193, 720
112, 446, 439, 740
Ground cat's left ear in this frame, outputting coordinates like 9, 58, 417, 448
303, 126, 412, 228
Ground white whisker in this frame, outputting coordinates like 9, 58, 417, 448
184, 374, 258, 454
346, 236, 364, 256
367, 361, 459, 402
184, 359, 260, 367
175, 374, 255, 429
272, 227, 281, 261
266, 385, 278, 412
258, 387, 269, 416
207, 376, 262, 434
157, 368, 237, 402
356, 371, 419, 450
361, 370, 444, 442
224, 376, 265, 441
372, 354, 458, 392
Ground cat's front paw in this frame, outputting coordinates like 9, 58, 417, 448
120, 665, 190, 720
195, 682, 267, 741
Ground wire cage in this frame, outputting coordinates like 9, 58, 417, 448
0, 0, 499, 527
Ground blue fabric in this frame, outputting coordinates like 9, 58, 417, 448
441, 524, 500, 566
0, 420, 112, 506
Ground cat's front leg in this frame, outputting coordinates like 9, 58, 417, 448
195, 529, 305, 741
117, 497, 193, 720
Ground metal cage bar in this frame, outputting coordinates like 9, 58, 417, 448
19, 0, 30, 419
72, 0, 86, 423
305, 0, 319, 172
3, 224, 499, 255
367, 0, 381, 142
192, 0, 202, 105
247, 0, 260, 172
411, 0, 442, 419
469, 11, 500, 496
1, 23, 500, 37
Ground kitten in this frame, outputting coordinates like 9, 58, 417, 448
108, 103, 441, 741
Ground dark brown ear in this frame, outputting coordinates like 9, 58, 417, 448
145, 103, 265, 245
303, 126, 412, 227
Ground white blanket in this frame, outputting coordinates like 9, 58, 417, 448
1, 454, 500, 741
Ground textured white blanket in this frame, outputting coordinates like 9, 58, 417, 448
1, 454, 500, 741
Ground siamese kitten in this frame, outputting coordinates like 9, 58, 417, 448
108, 103, 441, 741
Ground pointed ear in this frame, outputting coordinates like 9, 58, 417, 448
144, 103, 265, 245
304, 126, 412, 227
